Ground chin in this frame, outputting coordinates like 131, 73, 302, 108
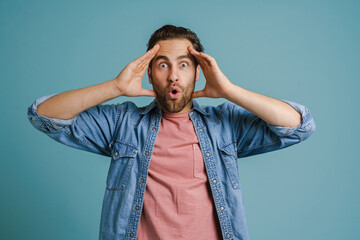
157, 99, 184, 113
164, 103, 185, 113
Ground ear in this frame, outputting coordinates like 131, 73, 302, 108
195, 65, 200, 82
148, 67, 152, 84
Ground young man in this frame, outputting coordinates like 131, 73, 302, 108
28, 25, 316, 240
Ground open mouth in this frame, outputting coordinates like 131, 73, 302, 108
168, 86, 181, 99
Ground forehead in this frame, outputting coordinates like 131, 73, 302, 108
154, 38, 193, 60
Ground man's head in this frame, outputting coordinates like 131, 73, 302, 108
147, 25, 204, 70
146, 25, 204, 113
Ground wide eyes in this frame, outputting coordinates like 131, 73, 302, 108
159, 63, 167, 68
180, 62, 188, 67
158, 62, 189, 68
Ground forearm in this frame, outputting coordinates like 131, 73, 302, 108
225, 84, 302, 127
37, 79, 122, 119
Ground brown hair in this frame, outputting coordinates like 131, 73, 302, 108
147, 24, 204, 69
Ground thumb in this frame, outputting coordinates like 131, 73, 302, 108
192, 90, 206, 99
140, 89, 156, 97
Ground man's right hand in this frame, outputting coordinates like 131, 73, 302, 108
112, 44, 160, 97
36, 44, 160, 119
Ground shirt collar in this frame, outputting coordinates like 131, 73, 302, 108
140, 99, 209, 115
141, 99, 158, 115
191, 99, 209, 115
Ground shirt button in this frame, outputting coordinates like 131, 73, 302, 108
212, 179, 217, 184
140, 179, 144, 183
145, 152, 149, 156
226, 233, 231, 238
135, 206, 140, 210
152, 128, 156, 131
130, 233, 134, 237
220, 206, 224, 211
114, 152, 118, 156
206, 152, 210, 157
199, 128, 203, 132
190, 111, 193, 115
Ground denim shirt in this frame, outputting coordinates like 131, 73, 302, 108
27, 94, 315, 240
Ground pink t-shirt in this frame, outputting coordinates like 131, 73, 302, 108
137, 111, 222, 240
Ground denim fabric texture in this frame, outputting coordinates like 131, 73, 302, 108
27, 94, 316, 240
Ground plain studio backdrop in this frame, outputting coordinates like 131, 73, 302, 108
1, 0, 359, 239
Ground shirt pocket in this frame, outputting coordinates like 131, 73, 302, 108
106, 141, 138, 191
193, 143, 207, 180
219, 142, 240, 190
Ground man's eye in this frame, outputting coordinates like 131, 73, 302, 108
180, 62, 188, 67
159, 63, 167, 68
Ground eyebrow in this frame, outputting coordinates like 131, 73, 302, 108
154, 54, 193, 62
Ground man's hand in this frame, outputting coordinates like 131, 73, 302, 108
188, 46, 234, 99
188, 46, 302, 127
37, 44, 160, 120
113, 44, 160, 97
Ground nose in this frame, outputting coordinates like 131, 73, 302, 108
168, 66, 179, 83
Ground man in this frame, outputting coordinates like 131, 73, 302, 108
28, 25, 316, 240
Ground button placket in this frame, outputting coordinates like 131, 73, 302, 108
127, 114, 162, 239
190, 112, 234, 239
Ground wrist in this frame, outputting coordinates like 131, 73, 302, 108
110, 79, 124, 97
222, 82, 238, 100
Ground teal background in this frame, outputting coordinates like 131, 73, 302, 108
1, 0, 359, 239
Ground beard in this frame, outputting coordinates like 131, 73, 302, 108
152, 79, 196, 113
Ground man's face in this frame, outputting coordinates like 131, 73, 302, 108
148, 38, 200, 113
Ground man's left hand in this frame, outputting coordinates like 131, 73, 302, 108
188, 46, 233, 99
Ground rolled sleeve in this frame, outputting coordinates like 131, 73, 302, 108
27, 94, 121, 156
27, 93, 77, 132
227, 99, 316, 158
267, 99, 316, 141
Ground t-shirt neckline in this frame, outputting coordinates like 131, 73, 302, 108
162, 111, 190, 119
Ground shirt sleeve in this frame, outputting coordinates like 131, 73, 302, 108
27, 93, 121, 157
227, 99, 316, 158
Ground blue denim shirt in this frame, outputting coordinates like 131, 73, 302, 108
27, 94, 315, 240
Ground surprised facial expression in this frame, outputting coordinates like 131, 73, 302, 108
148, 38, 200, 113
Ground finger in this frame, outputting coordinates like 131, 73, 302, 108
188, 49, 209, 68
132, 45, 159, 71
188, 46, 213, 66
138, 44, 160, 64
141, 44, 161, 69
187, 47, 208, 67
146, 44, 160, 61
188, 46, 204, 61
197, 52, 214, 66
140, 89, 156, 97
188, 46, 199, 56
192, 90, 206, 99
